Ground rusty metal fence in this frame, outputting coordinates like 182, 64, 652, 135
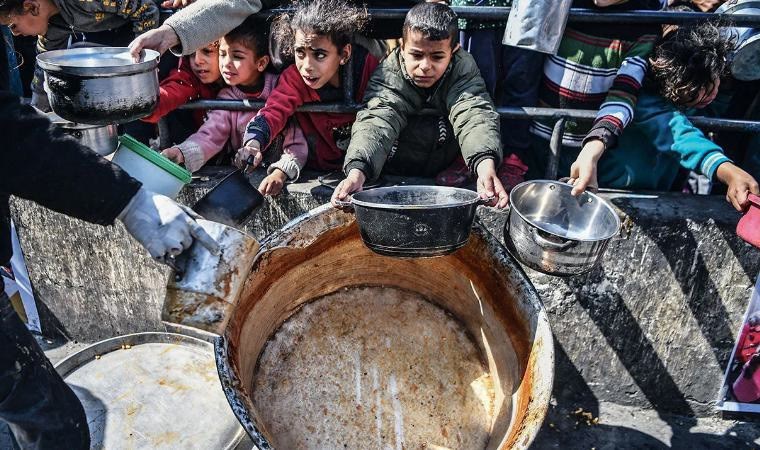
176, 7, 760, 179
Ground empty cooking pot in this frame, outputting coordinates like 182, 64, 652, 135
717, 0, 760, 81
37, 47, 160, 124
504, 180, 620, 276
335, 185, 492, 257
48, 112, 118, 156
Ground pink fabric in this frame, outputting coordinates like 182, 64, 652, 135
178, 72, 307, 175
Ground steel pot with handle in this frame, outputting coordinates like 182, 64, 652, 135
37, 47, 160, 124
335, 185, 492, 257
717, 0, 760, 81
504, 180, 620, 276
48, 112, 118, 156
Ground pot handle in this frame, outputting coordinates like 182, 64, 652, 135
476, 195, 496, 206
531, 228, 577, 251
334, 196, 354, 210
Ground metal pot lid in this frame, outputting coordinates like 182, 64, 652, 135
351, 185, 480, 210
715, 0, 760, 14
509, 180, 621, 242
37, 47, 160, 76
54, 332, 245, 450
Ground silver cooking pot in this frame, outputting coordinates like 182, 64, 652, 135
717, 0, 760, 81
504, 180, 620, 276
37, 47, 160, 125
48, 112, 118, 156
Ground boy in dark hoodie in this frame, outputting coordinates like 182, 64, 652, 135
0, 0, 159, 110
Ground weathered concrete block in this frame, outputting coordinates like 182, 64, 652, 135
10, 167, 760, 417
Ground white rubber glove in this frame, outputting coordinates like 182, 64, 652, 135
118, 188, 220, 264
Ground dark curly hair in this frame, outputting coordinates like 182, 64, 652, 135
272, 0, 368, 60
0, 0, 25, 17
649, 21, 736, 108
224, 16, 269, 57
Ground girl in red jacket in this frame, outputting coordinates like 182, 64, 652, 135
141, 41, 225, 129
234, 0, 379, 174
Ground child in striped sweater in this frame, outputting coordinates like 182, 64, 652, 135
529, 0, 663, 194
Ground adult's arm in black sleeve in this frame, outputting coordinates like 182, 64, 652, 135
0, 91, 141, 224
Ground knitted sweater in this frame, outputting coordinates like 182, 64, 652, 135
176, 72, 307, 180
558, 91, 732, 190
531, 0, 661, 149
141, 56, 220, 127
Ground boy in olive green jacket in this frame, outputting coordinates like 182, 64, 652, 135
332, 2, 508, 209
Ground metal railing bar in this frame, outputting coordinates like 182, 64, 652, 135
255, 8, 760, 26
178, 101, 760, 133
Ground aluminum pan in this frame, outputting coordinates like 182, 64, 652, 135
55, 332, 245, 450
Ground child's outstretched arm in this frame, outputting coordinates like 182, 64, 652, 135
444, 52, 506, 207
142, 65, 204, 124
259, 120, 308, 196
716, 162, 760, 212
572, 33, 657, 195
161, 91, 237, 172
342, 63, 420, 185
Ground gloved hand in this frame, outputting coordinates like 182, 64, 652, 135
118, 187, 220, 264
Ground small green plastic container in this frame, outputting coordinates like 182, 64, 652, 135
112, 134, 191, 198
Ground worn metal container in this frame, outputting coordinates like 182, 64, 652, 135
504, 180, 620, 277
54, 332, 245, 449
37, 47, 160, 124
163, 220, 259, 335
336, 185, 490, 257
49, 112, 118, 156
181, 205, 553, 450
502, 0, 573, 54
717, 0, 760, 81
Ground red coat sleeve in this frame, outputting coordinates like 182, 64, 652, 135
141, 68, 204, 124
245, 65, 317, 149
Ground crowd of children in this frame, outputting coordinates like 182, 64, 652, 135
2, 0, 758, 212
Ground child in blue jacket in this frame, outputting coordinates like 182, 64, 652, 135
559, 21, 759, 211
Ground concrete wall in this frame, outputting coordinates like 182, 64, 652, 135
10, 167, 760, 418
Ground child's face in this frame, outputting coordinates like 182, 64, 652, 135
294, 30, 349, 90
401, 30, 457, 89
189, 44, 221, 84
1, 0, 49, 36
219, 37, 268, 87
681, 78, 720, 109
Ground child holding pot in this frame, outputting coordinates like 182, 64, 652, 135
331, 2, 509, 209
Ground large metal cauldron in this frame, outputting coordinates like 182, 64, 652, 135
185, 205, 554, 450
37, 47, 160, 125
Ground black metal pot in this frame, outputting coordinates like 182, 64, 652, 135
193, 170, 264, 228
336, 186, 490, 257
